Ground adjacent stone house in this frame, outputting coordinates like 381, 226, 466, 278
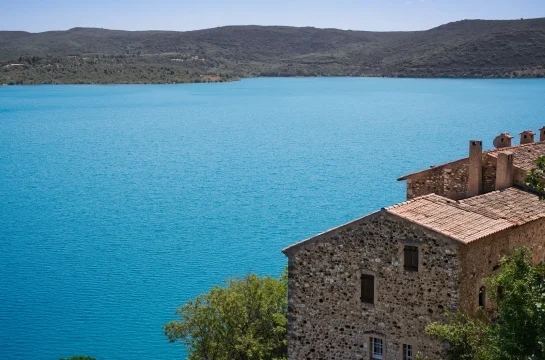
283, 129, 545, 360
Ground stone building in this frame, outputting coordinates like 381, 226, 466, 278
283, 129, 545, 360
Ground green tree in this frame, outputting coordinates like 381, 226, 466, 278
525, 155, 545, 198
426, 248, 545, 360
164, 270, 288, 360
425, 312, 487, 360
486, 248, 545, 359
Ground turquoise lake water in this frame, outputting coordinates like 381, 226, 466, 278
1, 78, 545, 359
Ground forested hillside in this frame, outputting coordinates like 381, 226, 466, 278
1, 18, 545, 84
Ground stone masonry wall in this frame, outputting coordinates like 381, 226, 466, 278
481, 155, 497, 193
405, 158, 469, 200
285, 212, 460, 360
405, 154, 504, 200
458, 218, 545, 314
513, 167, 529, 188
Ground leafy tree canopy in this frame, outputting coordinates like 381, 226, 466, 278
164, 270, 287, 360
525, 155, 545, 199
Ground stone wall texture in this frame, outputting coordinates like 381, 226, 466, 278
288, 141, 544, 359
513, 167, 529, 188
285, 212, 460, 360
405, 158, 469, 200
405, 154, 515, 200
481, 155, 497, 193
458, 218, 545, 314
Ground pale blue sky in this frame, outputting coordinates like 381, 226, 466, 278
2, 0, 545, 33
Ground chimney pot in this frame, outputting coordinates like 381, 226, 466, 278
495, 151, 514, 190
540, 127, 545, 142
468, 140, 483, 197
493, 132, 513, 149
519, 130, 535, 144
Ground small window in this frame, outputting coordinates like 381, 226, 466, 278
493, 264, 500, 271
403, 344, 413, 360
497, 286, 504, 301
478, 286, 486, 308
370, 337, 383, 360
404, 245, 419, 271
361, 274, 375, 304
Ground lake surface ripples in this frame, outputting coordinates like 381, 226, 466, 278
1, 78, 544, 359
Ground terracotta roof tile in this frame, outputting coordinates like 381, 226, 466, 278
485, 141, 545, 171
385, 187, 545, 243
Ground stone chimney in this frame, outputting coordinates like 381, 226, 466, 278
493, 133, 513, 149
520, 130, 535, 144
495, 152, 514, 190
540, 127, 545, 142
468, 140, 483, 197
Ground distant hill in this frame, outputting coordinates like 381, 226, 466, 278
2, 18, 545, 84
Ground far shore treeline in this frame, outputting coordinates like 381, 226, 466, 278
2, 18, 545, 85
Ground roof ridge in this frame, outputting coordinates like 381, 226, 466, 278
384, 193, 446, 210
450, 197, 504, 220
459, 190, 501, 201
389, 211, 467, 243
453, 203, 504, 221
386, 196, 514, 244
486, 140, 545, 154
456, 187, 541, 226
385, 188, 538, 243
399, 140, 545, 181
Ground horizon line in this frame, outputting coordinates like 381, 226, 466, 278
2, 16, 543, 34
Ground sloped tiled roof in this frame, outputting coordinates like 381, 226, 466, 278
385, 188, 545, 243
486, 141, 545, 171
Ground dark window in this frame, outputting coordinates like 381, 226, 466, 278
404, 245, 419, 271
403, 344, 413, 360
497, 286, 504, 301
493, 264, 500, 271
370, 337, 383, 359
479, 286, 486, 308
361, 274, 375, 304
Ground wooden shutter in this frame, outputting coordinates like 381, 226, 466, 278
361, 274, 374, 304
404, 245, 418, 271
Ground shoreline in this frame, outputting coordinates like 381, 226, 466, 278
3, 74, 545, 86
